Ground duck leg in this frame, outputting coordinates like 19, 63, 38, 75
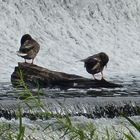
92, 74, 97, 80
31, 59, 34, 64
101, 71, 104, 80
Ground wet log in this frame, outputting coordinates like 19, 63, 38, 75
11, 62, 122, 89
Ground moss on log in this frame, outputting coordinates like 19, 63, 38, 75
11, 63, 122, 89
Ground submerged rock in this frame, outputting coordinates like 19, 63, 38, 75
11, 63, 122, 89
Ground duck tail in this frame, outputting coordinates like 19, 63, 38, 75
75, 59, 85, 62
79, 58, 87, 62
17, 51, 27, 57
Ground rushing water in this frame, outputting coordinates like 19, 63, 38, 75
0, 0, 140, 82
0, 0, 140, 139
0, 75, 140, 119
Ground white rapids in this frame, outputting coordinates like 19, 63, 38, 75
0, 0, 140, 81
0, 0, 140, 139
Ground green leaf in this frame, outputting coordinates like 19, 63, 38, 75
124, 116, 140, 132
124, 133, 134, 140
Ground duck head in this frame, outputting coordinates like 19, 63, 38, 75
21, 34, 32, 45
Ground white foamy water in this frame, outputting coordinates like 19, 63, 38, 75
0, 0, 140, 82
0, 1, 140, 139
0, 116, 140, 140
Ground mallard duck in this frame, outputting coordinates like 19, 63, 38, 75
81, 52, 109, 79
17, 34, 40, 64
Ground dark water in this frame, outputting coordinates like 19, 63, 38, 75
0, 76, 140, 119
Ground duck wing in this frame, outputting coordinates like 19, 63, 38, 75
84, 57, 99, 68
19, 40, 35, 53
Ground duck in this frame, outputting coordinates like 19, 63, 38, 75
81, 52, 109, 80
17, 34, 40, 64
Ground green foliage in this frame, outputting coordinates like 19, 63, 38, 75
0, 70, 140, 140
16, 106, 25, 140
123, 115, 140, 140
124, 116, 140, 133
17, 69, 45, 111
124, 133, 134, 140
57, 116, 97, 140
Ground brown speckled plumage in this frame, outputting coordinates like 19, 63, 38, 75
17, 34, 40, 64
81, 52, 109, 79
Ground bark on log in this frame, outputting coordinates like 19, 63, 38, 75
11, 63, 122, 89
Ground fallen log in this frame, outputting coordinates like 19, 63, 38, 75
11, 63, 122, 89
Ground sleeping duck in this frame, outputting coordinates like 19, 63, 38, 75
81, 52, 109, 79
17, 34, 40, 64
